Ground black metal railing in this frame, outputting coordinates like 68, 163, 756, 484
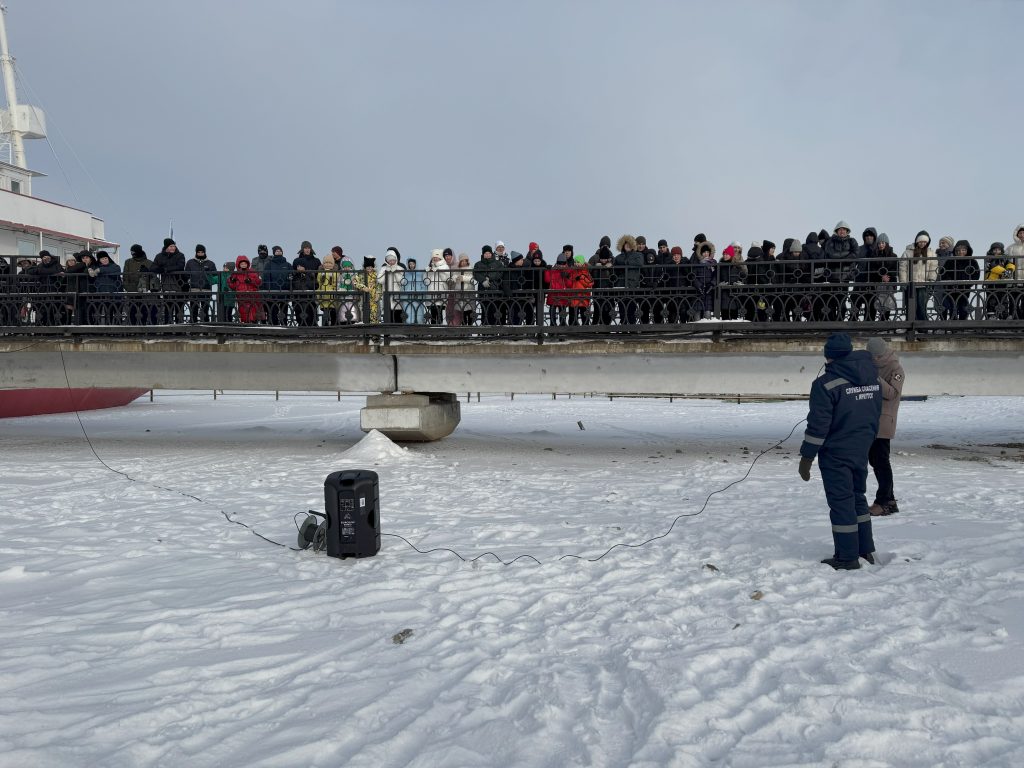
2, 258, 1022, 339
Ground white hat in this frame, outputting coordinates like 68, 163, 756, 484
431, 248, 443, 260
495, 240, 505, 248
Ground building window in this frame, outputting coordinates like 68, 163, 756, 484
17, 239, 36, 257
10, 179, 21, 194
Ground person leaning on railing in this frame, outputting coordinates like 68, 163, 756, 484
868, 234, 899, 321
940, 240, 981, 321
1004, 224, 1024, 320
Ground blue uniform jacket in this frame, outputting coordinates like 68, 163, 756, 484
800, 350, 882, 460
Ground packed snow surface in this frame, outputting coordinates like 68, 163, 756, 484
1, 392, 1023, 767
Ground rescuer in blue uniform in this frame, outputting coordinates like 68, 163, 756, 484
799, 333, 883, 570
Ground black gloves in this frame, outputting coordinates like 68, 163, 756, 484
799, 457, 813, 482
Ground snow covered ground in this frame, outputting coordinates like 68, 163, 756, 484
1, 392, 1023, 767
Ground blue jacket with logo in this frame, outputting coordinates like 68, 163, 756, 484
800, 350, 882, 460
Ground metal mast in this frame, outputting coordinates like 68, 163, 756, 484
0, 4, 26, 168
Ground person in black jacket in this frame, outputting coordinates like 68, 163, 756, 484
867, 233, 899, 321
744, 245, 774, 321
291, 240, 322, 327
589, 246, 617, 324
153, 238, 187, 322
661, 246, 696, 322
24, 250, 63, 325
823, 221, 859, 321
941, 240, 981, 320
185, 244, 217, 322
614, 234, 642, 324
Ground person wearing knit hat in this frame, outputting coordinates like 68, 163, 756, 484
252, 244, 271, 273
185, 243, 216, 323
474, 242, 504, 325
899, 230, 937, 321
261, 245, 292, 325
153, 237, 187, 319
799, 332, 883, 570
865, 337, 905, 517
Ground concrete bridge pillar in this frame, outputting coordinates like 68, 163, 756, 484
359, 392, 461, 442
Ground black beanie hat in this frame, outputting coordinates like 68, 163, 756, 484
762, 239, 776, 253
657, 239, 668, 248
700, 243, 712, 255
443, 247, 453, 257
272, 245, 283, 254
363, 256, 376, 268
824, 333, 853, 359
599, 235, 611, 249
258, 244, 269, 254
694, 233, 707, 243
195, 244, 206, 253
562, 244, 574, 255
163, 238, 175, 248
130, 243, 144, 256
482, 245, 493, 255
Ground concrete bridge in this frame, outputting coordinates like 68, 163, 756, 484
3, 332, 1021, 440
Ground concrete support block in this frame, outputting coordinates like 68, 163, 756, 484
360, 392, 461, 442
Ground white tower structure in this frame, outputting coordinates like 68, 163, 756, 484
0, 3, 46, 170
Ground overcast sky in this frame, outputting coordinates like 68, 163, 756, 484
8, 0, 1023, 262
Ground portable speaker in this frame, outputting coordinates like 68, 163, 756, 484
324, 470, 381, 558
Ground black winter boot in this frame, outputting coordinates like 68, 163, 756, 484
821, 557, 861, 570
860, 552, 875, 565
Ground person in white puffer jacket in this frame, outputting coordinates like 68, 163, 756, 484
1006, 224, 1024, 275
424, 249, 449, 325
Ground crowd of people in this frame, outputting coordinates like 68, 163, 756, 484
2, 222, 1022, 327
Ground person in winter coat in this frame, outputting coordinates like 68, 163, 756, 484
865, 338, 905, 517
122, 244, 157, 325
87, 251, 123, 324
694, 242, 718, 319
424, 249, 450, 325
290, 240, 322, 327
798, 333, 882, 570
352, 256, 382, 324
1004, 225, 1024, 319
152, 238, 187, 323
718, 244, 746, 320
940, 240, 980, 321
568, 251, 594, 326
847, 227, 877, 321
897, 231, 938, 322
450, 254, 476, 326
588, 235, 613, 267
868, 234, 899, 321
473, 245, 505, 325
982, 242, 1017, 319
22, 250, 63, 324
544, 252, 573, 326
261, 245, 292, 325
317, 252, 341, 326
931, 236, 954, 319
251, 244, 271, 274
337, 258, 360, 323
228, 255, 262, 323
588, 246, 616, 324
614, 234, 643, 324
822, 222, 858, 321
776, 239, 809, 321
1007, 224, 1024, 273
214, 261, 236, 322
743, 245, 774, 321
185, 244, 217, 322
377, 248, 406, 323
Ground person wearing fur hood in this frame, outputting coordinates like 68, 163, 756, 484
424, 249, 450, 324
1005, 224, 1024, 275
614, 235, 643, 324
377, 248, 407, 323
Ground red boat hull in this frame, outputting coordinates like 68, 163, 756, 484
0, 388, 148, 418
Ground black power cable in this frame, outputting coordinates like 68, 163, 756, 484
45, 344, 816, 565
